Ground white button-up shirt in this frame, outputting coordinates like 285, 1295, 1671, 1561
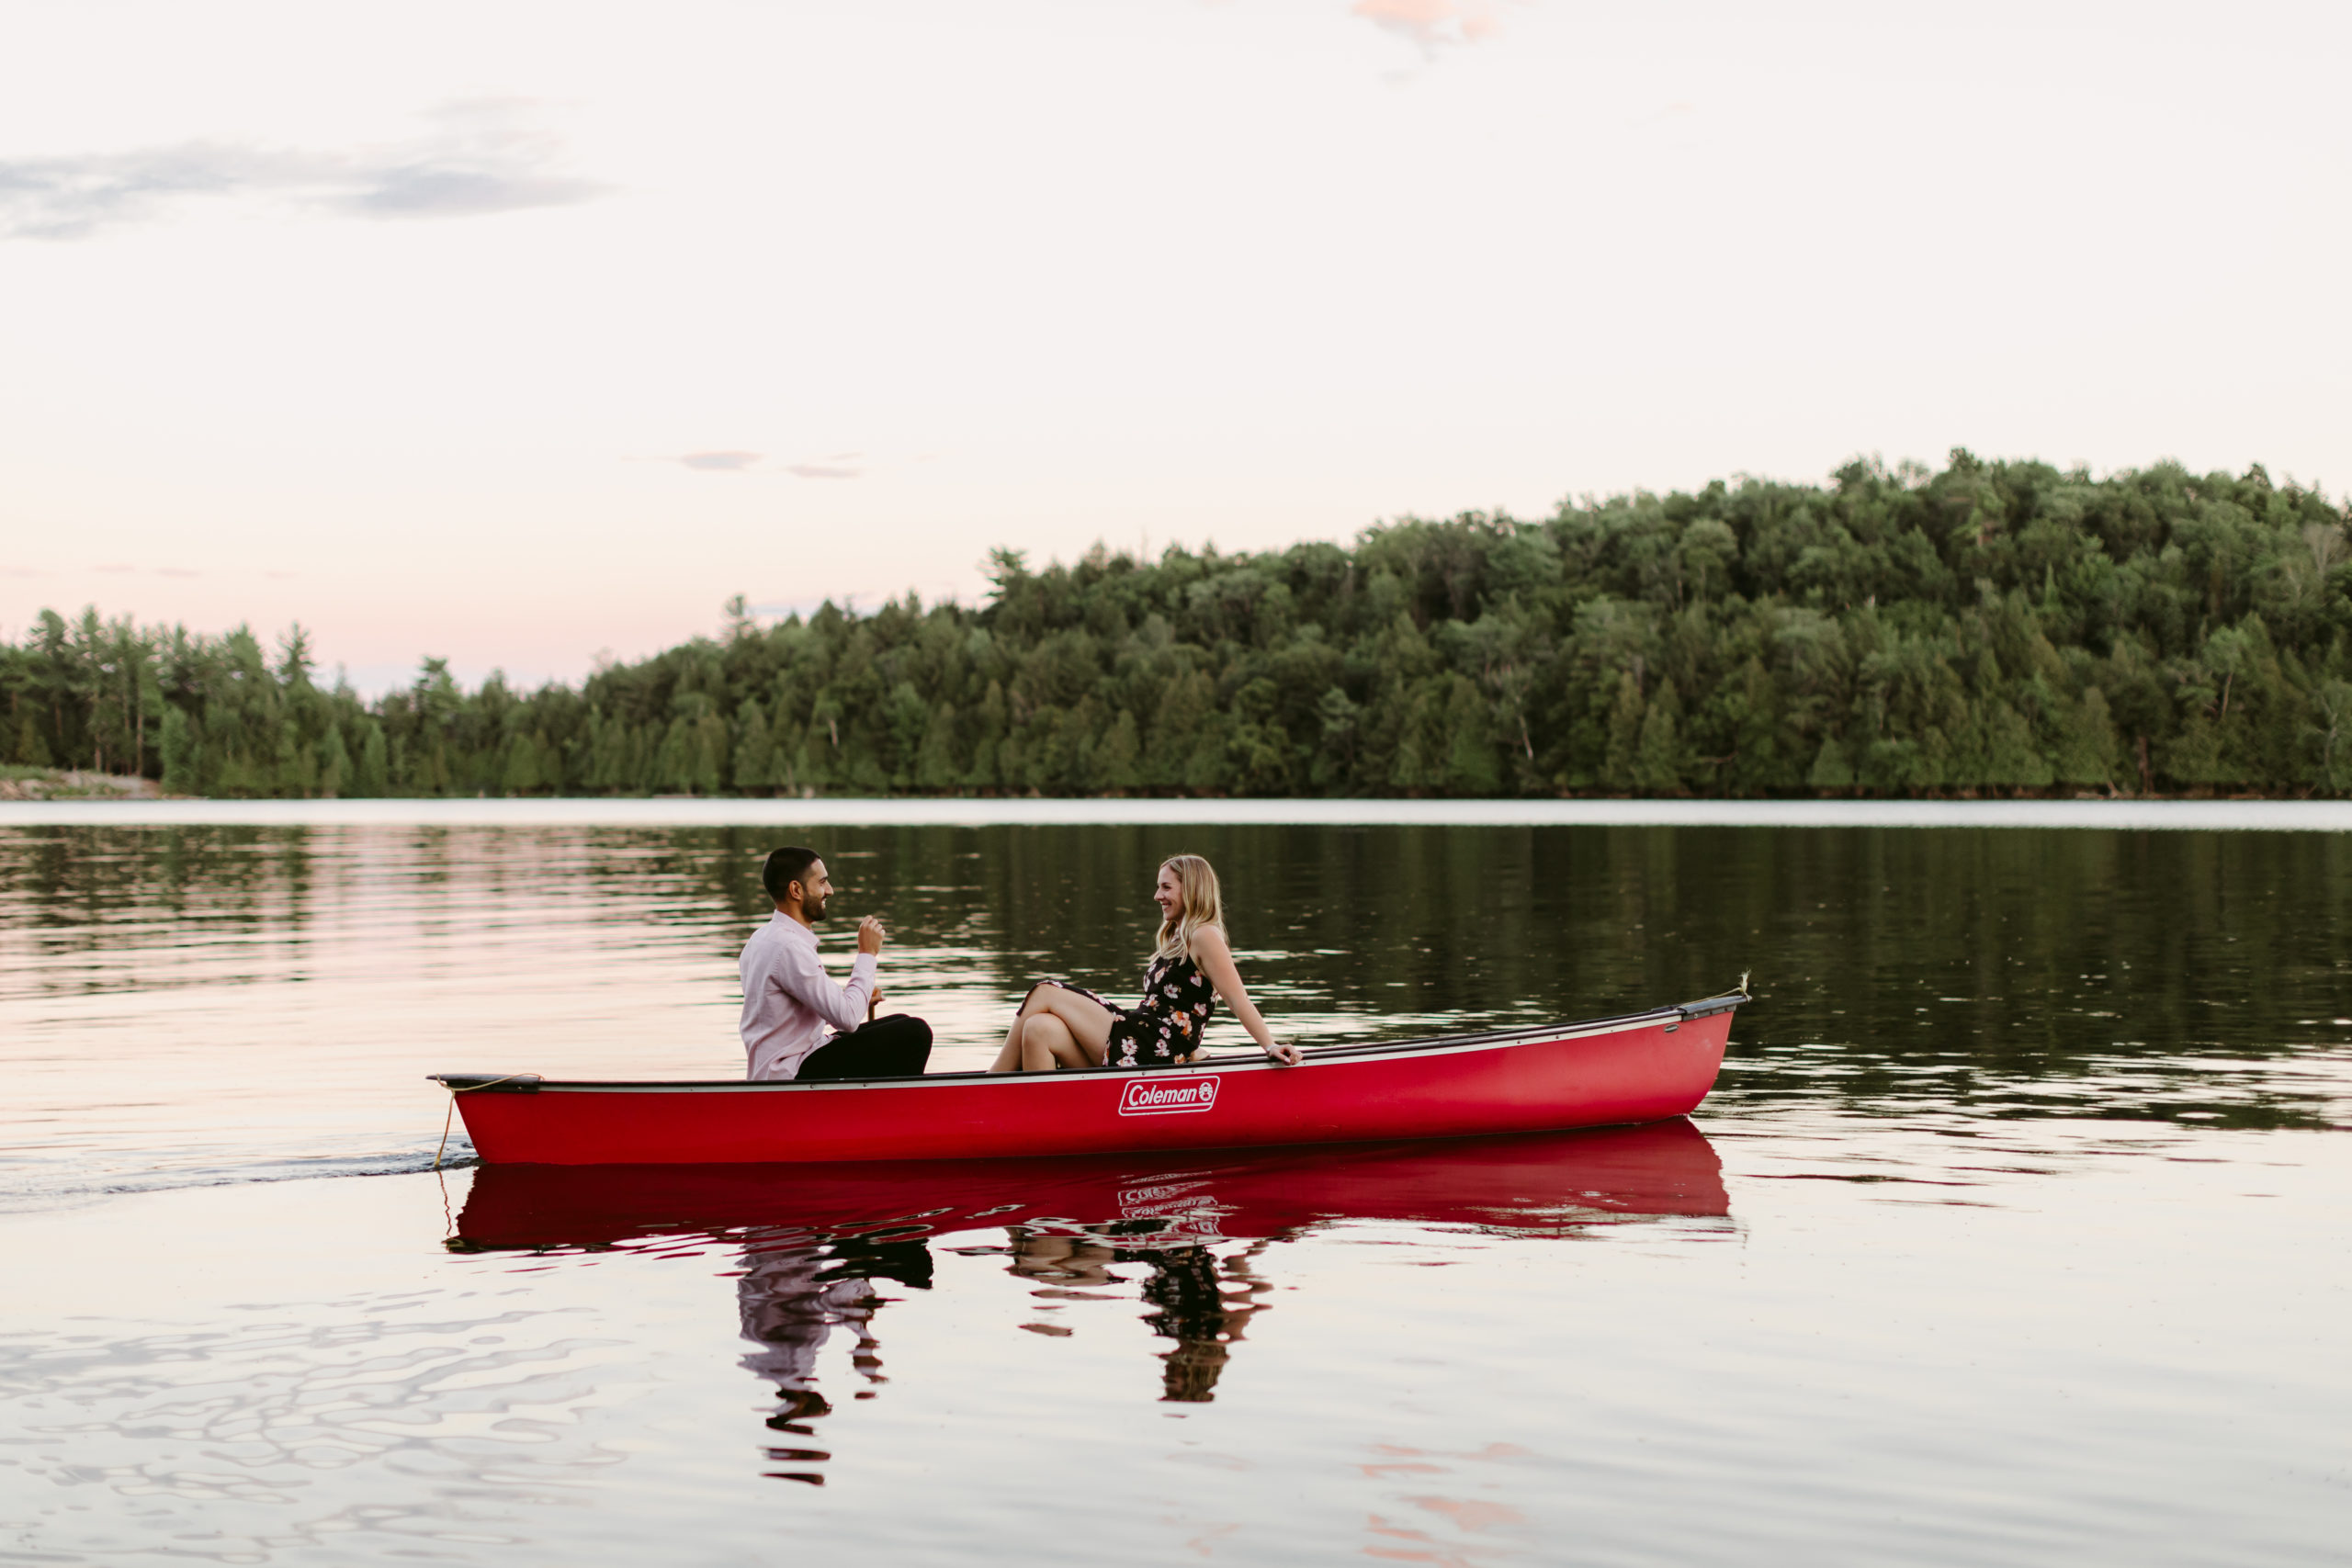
739, 912, 877, 1080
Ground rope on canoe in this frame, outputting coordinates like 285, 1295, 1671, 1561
434, 1074, 537, 1169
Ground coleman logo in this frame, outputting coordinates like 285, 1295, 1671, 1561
1117, 1076, 1221, 1116
1117, 1179, 1209, 1205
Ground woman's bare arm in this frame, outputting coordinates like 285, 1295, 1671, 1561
1188, 926, 1301, 1066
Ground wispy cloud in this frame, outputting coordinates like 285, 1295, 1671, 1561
76, 562, 203, 577
785, 455, 863, 480
661, 448, 864, 479
0, 100, 607, 241
1351, 0, 1510, 56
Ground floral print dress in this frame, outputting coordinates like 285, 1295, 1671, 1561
1044, 953, 1216, 1069
1102, 952, 1218, 1068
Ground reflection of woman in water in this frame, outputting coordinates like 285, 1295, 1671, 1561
989, 854, 1301, 1072
1008, 1225, 1275, 1402
737, 1233, 932, 1483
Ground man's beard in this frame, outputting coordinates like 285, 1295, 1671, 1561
804, 892, 829, 920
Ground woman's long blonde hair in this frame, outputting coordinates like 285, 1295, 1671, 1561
1152, 853, 1225, 964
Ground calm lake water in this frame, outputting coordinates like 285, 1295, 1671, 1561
2, 815, 2347, 1564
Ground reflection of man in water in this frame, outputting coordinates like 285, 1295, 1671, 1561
737, 1233, 933, 1482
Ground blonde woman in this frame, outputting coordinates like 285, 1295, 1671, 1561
988, 854, 1303, 1073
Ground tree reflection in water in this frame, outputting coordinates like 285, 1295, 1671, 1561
1008, 1227, 1277, 1403
736, 1231, 933, 1483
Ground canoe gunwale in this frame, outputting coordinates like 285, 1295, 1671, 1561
428, 987, 1749, 1097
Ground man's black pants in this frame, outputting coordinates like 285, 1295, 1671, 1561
797, 1014, 933, 1080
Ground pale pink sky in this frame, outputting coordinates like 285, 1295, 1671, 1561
3, 1, 2347, 693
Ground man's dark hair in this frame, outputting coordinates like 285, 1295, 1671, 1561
762, 846, 822, 907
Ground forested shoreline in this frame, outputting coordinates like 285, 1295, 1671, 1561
6, 452, 2350, 799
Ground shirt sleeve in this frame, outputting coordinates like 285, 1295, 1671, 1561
773, 936, 876, 1033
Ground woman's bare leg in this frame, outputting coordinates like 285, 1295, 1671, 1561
989, 1016, 1028, 1073
1026, 987, 1114, 1067
989, 982, 1117, 1072
989, 982, 1051, 1072
1021, 1013, 1094, 1071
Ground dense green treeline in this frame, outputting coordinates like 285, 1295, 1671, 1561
6, 451, 2351, 798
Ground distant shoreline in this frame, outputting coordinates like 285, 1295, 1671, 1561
13, 457, 2351, 806
4, 796, 2349, 831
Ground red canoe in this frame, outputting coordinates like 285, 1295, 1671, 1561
433, 988, 1745, 1167
450, 1119, 1731, 1253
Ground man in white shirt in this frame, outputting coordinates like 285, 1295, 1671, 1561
740, 846, 933, 1081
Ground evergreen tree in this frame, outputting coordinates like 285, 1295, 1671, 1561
318, 726, 352, 797
355, 721, 390, 796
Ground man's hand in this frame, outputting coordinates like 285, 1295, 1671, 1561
867, 987, 883, 1022
856, 915, 886, 956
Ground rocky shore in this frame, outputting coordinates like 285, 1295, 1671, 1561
0, 770, 166, 801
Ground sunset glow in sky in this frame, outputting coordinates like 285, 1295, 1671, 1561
4, 1, 2348, 692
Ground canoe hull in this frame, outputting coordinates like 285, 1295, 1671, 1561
444, 1002, 1736, 1167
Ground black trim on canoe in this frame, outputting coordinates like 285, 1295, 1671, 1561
434, 1073, 544, 1093
428, 988, 1747, 1095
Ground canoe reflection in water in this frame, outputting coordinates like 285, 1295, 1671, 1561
454, 1120, 1730, 1478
